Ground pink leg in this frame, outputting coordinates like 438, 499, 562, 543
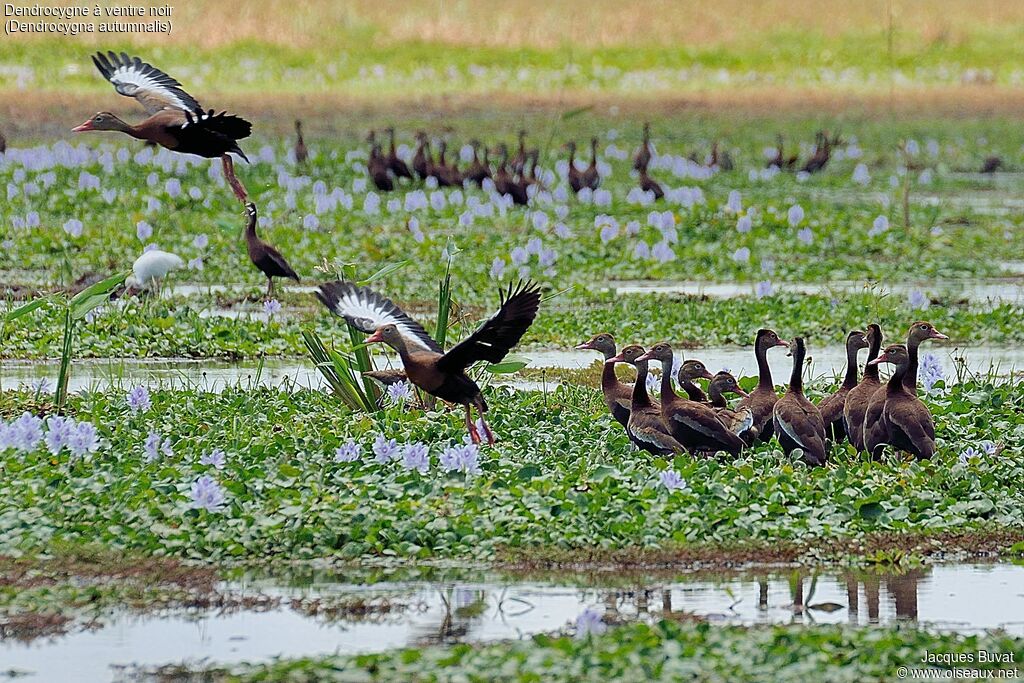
479, 414, 496, 445
222, 155, 249, 203
465, 406, 481, 444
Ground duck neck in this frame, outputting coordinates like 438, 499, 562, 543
864, 330, 881, 381
631, 360, 653, 409
904, 333, 922, 391
589, 140, 597, 166
789, 344, 804, 393
842, 339, 860, 389
659, 358, 678, 402
708, 383, 726, 408
887, 359, 909, 395
680, 380, 705, 402
755, 341, 773, 391
600, 349, 619, 391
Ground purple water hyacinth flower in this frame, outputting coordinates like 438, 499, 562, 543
574, 608, 607, 638
531, 211, 549, 231
634, 242, 651, 259
624, 220, 640, 236
45, 415, 76, 455
372, 434, 401, 463
0, 422, 15, 452
908, 290, 929, 311
126, 385, 151, 413
959, 446, 981, 465
755, 281, 774, 299
263, 299, 282, 319
200, 448, 226, 469
538, 247, 557, 268
402, 443, 430, 474
726, 190, 742, 213
63, 219, 83, 238
732, 247, 750, 263
736, 214, 752, 233
787, 204, 804, 227
526, 237, 543, 255
165, 178, 182, 198
797, 227, 813, 245
302, 214, 319, 230
852, 163, 870, 185
144, 431, 173, 462
599, 222, 618, 243
981, 441, 997, 456
659, 469, 687, 491
510, 246, 529, 266
189, 475, 225, 512
136, 220, 153, 242
651, 241, 675, 263
335, 440, 362, 463
193, 233, 209, 249
554, 222, 572, 239
67, 422, 100, 458
760, 258, 776, 275
919, 353, 945, 395
490, 258, 506, 279
869, 215, 889, 237
440, 443, 481, 475
387, 381, 415, 404
188, 257, 204, 271
904, 139, 920, 156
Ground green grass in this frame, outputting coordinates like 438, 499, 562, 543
0, 379, 1020, 562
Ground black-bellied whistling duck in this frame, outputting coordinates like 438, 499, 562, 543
435, 140, 462, 187
565, 141, 585, 194
493, 144, 528, 205
707, 372, 754, 437
244, 202, 299, 298
74, 52, 252, 202
710, 141, 733, 171
384, 127, 413, 181
367, 140, 394, 192
773, 337, 827, 466
294, 120, 308, 165
676, 359, 713, 402
867, 344, 936, 460
511, 129, 528, 176
464, 140, 491, 186
640, 343, 745, 456
844, 323, 882, 452
523, 150, 542, 190
576, 333, 632, 431
801, 131, 840, 174
736, 328, 789, 443
639, 161, 664, 200
607, 345, 685, 456
316, 280, 541, 444
817, 330, 869, 442
767, 134, 798, 170
0, 127, 7, 154
864, 322, 947, 457
582, 137, 601, 190
412, 132, 432, 180
633, 122, 651, 172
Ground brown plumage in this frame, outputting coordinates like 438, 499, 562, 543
767, 134, 798, 170
316, 280, 542, 445
981, 156, 1003, 173
844, 323, 883, 452
511, 129, 528, 176
384, 127, 413, 180
864, 322, 947, 459
463, 140, 491, 186
641, 342, 745, 456
367, 139, 394, 192
566, 141, 585, 193
736, 328, 789, 443
74, 51, 251, 202
576, 333, 632, 431
633, 122, 651, 172
639, 163, 664, 200
801, 131, 840, 174
1, 127, 7, 154
608, 345, 685, 456
581, 137, 601, 190
412, 131, 432, 181
435, 141, 462, 187
773, 337, 827, 466
294, 120, 308, 165
676, 359, 713, 402
710, 141, 733, 171
244, 203, 299, 298
867, 344, 937, 460
817, 330, 869, 442
493, 144, 528, 205
707, 372, 754, 437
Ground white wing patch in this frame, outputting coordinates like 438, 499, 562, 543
93, 52, 201, 115
316, 281, 442, 354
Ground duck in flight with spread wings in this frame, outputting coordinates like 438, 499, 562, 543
316, 280, 542, 445
72, 51, 252, 203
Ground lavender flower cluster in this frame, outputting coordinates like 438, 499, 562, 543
335, 435, 482, 475
0, 413, 100, 458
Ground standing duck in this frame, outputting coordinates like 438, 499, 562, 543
74, 51, 252, 202
640, 343, 745, 456
707, 372, 754, 437
736, 328, 789, 443
773, 337, 827, 466
844, 323, 883, 452
581, 137, 601, 190
244, 202, 299, 298
511, 129, 528, 176
0, 127, 7, 154
565, 141, 585, 193
864, 322, 947, 458
464, 140, 491, 186
383, 127, 413, 181
607, 345, 685, 456
493, 144, 528, 205
710, 141, 733, 171
576, 333, 632, 431
316, 281, 541, 444
639, 161, 664, 200
367, 139, 394, 192
412, 132, 432, 180
867, 344, 937, 460
294, 120, 308, 165
677, 359, 713, 402
767, 134, 798, 170
817, 330, 869, 442
633, 122, 652, 172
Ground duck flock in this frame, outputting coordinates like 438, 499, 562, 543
578, 322, 948, 466
59, 51, 953, 459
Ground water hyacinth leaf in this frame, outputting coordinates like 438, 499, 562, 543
858, 501, 885, 521
517, 465, 542, 481
359, 259, 409, 286
3, 296, 52, 322
69, 271, 128, 320
589, 465, 620, 482
484, 355, 531, 374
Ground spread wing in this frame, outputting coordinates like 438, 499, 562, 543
436, 280, 542, 373
92, 51, 201, 116
316, 281, 442, 354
